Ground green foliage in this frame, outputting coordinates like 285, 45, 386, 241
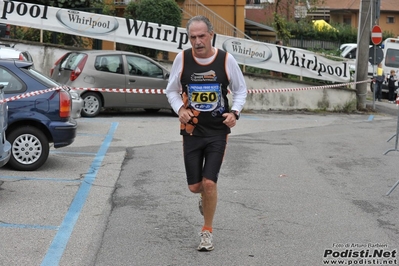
92, 1, 115, 16
136, 0, 182, 27
124, 0, 182, 26
383, 31, 396, 40
124, 1, 139, 20
23, 0, 98, 8
242, 65, 270, 75
287, 19, 358, 43
12, 27, 89, 47
288, 18, 396, 46
333, 24, 358, 43
272, 12, 292, 45
122, 0, 182, 58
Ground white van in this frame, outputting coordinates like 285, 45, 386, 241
373, 38, 399, 94
382, 38, 399, 74
340, 43, 374, 77
340, 43, 357, 59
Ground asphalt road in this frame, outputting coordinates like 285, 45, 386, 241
1, 101, 399, 266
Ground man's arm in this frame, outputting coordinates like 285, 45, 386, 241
226, 53, 247, 113
165, 52, 184, 114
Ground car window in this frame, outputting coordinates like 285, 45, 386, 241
343, 48, 357, 59
61, 52, 86, 70
126, 55, 163, 78
94, 55, 123, 74
385, 48, 399, 68
0, 66, 24, 93
21, 67, 60, 88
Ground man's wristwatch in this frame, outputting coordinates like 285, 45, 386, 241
230, 110, 240, 120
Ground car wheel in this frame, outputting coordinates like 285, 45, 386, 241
7, 126, 50, 171
82, 92, 102, 117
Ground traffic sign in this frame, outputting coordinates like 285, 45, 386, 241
371, 25, 382, 45
369, 46, 384, 64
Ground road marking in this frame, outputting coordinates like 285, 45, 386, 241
41, 122, 118, 266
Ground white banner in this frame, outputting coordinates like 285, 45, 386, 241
0, 1, 351, 82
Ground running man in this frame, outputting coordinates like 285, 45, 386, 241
166, 15, 247, 251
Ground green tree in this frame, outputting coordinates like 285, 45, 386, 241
121, 0, 182, 58
135, 0, 182, 27
23, 0, 97, 8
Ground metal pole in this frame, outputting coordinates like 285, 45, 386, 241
356, 0, 373, 109
384, 101, 399, 196
373, 45, 376, 109
373, 0, 376, 108
384, 104, 399, 155
386, 180, 399, 196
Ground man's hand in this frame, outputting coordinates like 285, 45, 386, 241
222, 112, 236, 128
178, 107, 195, 124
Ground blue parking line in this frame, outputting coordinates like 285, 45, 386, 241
41, 122, 118, 266
368, 115, 374, 121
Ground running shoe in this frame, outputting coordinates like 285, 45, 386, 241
198, 194, 203, 216
197, 230, 214, 251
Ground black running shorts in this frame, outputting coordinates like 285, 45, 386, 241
182, 134, 228, 185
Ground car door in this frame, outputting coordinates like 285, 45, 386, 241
124, 54, 170, 109
89, 54, 126, 107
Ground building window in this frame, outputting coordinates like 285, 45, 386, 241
343, 16, 351, 25
387, 17, 395, 24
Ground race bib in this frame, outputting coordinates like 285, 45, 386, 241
188, 83, 221, 112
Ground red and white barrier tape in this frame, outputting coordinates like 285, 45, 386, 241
0, 79, 370, 104
247, 80, 369, 94
1, 87, 61, 103
73, 87, 166, 94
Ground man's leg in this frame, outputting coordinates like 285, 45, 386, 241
188, 179, 217, 226
189, 179, 217, 251
201, 178, 217, 229
186, 135, 227, 251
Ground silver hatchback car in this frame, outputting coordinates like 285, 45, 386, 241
50, 50, 172, 117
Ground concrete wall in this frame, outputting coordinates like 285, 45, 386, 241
242, 75, 356, 112
0, 39, 357, 112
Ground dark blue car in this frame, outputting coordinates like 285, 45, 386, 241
0, 59, 77, 171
